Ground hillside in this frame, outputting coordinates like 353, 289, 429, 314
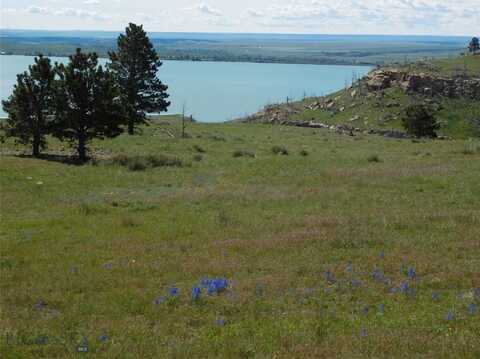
241, 55, 480, 139
1, 116, 480, 357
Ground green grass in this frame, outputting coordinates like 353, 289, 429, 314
1, 116, 480, 357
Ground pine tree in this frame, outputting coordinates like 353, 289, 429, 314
2, 55, 55, 157
469, 37, 479, 54
402, 104, 440, 138
53, 49, 123, 162
108, 23, 170, 135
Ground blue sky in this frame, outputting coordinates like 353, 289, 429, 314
1, 0, 478, 36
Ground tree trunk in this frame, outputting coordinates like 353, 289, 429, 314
32, 134, 40, 158
78, 135, 87, 163
128, 119, 134, 135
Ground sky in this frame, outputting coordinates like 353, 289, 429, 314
1, 0, 478, 36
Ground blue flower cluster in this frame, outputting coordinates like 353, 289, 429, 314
201, 278, 229, 296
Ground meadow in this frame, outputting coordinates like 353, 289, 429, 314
1, 117, 479, 357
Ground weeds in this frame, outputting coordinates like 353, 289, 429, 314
272, 145, 289, 155
110, 154, 183, 171
233, 150, 256, 158
367, 154, 382, 163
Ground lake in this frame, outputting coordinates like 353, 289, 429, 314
0, 55, 371, 122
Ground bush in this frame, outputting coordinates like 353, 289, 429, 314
233, 150, 255, 158
367, 154, 382, 163
272, 145, 289, 155
193, 144, 206, 153
300, 150, 309, 157
128, 158, 148, 171
193, 154, 203, 162
402, 104, 440, 138
110, 154, 183, 171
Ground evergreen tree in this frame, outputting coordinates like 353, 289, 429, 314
2, 55, 55, 157
108, 23, 170, 135
53, 49, 123, 162
469, 37, 479, 54
402, 104, 440, 138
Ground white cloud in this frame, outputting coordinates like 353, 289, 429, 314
84, 0, 100, 5
26, 5, 49, 14
190, 3, 222, 17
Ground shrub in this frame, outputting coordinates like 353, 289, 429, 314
128, 157, 148, 171
402, 104, 440, 138
193, 144, 206, 153
272, 145, 289, 155
233, 150, 255, 158
145, 154, 183, 168
367, 154, 382, 163
300, 150, 309, 157
193, 154, 203, 162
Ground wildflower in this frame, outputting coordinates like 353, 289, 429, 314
34, 299, 47, 311
360, 328, 368, 337
400, 281, 410, 294
346, 261, 353, 273
192, 287, 201, 301
351, 279, 362, 288
99, 334, 109, 343
103, 262, 113, 270
372, 268, 384, 282
407, 267, 416, 280
362, 306, 369, 316
36, 181, 44, 185
202, 278, 229, 295
168, 286, 179, 297
216, 318, 226, 327
36, 335, 48, 345
153, 296, 166, 305
468, 303, 477, 316
324, 270, 336, 284
445, 311, 454, 321
379, 251, 385, 259
432, 292, 440, 302
474, 288, 480, 299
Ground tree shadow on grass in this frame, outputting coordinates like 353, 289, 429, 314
14, 153, 88, 166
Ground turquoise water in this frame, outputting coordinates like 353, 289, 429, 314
0, 55, 371, 122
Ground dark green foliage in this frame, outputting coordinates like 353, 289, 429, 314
193, 144, 206, 153
1, 55, 55, 157
109, 23, 170, 135
233, 150, 255, 158
300, 150, 309, 157
110, 154, 183, 171
193, 154, 203, 162
469, 37, 479, 54
367, 154, 382, 163
271, 145, 289, 155
402, 104, 440, 138
53, 49, 124, 162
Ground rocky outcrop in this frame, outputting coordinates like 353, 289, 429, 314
365, 69, 480, 99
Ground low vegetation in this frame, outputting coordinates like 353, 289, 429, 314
1, 117, 479, 357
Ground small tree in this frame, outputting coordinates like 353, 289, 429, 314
53, 49, 123, 162
108, 23, 170, 135
402, 104, 440, 138
2, 55, 55, 157
469, 37, 479, 54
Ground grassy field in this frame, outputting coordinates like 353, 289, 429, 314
1, 116, 479, 357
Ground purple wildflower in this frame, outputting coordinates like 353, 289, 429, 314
379, 251, 385, 259
360, 328, 368, 337
362, 306, 369, 316
153, 296, 167, 305
378, 303, 385, 314
445, 311, 455, 321
346, 261, 353, 273
34, 299, 47, 311
99, 334, 108, 343
468, 303, 477, 316
192, 287, 201, 301
432, 292, 440, 302
407, 267, 416, 280
216, 318, 226, 327
203, 278, 229, 295
351, 279, 362, 288
400, 281, 410, 294
372, 268, 384, 282
168, 286, 179, 297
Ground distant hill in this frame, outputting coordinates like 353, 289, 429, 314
0, 29, 471, 66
